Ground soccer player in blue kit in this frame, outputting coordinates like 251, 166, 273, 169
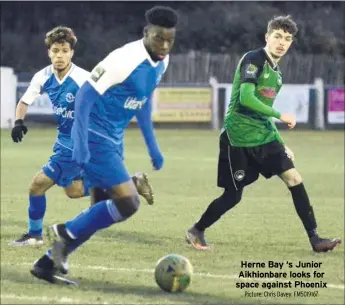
10, 26, 155, 248
30, 6, 178, 284
9, 26, 90, 246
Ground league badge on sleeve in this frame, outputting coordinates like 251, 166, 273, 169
245, 63, 258, 78
90, 66, 105, 83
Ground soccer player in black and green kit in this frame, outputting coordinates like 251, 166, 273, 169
185, 15, 341, 253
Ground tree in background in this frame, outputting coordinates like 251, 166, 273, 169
1, 1, 344, 73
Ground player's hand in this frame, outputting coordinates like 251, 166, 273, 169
72, 144, 90, 167
11, 119, 28, 143
151, 152, 164, 170
279, 113, 296, 129
284, 145, 295, 161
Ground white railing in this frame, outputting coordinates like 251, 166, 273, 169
1, 67, 17, 128
209, 77, 330, 130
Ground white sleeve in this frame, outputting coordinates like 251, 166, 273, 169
70, 66, 90, 88
21, 72, 44, 105
88, 48, 144, 95
163, 56, 170, 73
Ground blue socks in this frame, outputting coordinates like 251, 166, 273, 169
65, 199, 124, 240
45, 200, 126, 257
28, 195, 46, 236
62, 200, 125, 255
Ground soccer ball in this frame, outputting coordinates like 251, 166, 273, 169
154, 254, 193, 293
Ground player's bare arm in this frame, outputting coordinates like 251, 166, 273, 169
15, 101, 29, 120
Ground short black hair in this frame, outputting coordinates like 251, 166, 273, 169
145, 6, 178, 28
267, 15, 298, 36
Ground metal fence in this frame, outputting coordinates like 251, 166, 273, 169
163, 51, 345, 85
16, 52, 345, 86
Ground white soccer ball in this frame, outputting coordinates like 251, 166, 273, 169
154, 254, 193, 293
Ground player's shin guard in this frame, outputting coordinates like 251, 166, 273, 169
28, 195, 47, 236
194, 189, 242, 231
289, 183, 317, 238
90, 188, 110, 206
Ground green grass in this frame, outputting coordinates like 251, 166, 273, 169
1, 128, 344, 305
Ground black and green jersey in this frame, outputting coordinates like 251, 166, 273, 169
224, 48, 284, 147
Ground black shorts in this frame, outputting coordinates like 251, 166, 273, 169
217, 130, 294, 191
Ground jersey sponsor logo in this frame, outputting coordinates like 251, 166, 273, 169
259, 87, 276, 99
264, 73, 270, 79
234, 170, 245, 181
90, 66, 105, 83
124, 96, 148, 110
66, 93, 75, 103
245, 64, 258, 78
53, 106, 74, 119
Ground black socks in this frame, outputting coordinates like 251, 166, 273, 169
195, 189, 243, 231
289, 183, 318, 238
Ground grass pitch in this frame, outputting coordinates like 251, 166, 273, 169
1, 128, 344, 304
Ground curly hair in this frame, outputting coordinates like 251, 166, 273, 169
145, 6, 178, 28
267, 15, 298, 36
44, 26, 77, 49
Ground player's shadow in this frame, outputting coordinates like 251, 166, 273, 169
2, 267, 268, 305
2, 219, 187, 247
79, 278, 234, 304
68, 276, 264, 305
1, 220, 164, 246
96, 228, 197, 247
96, 229, 164, 245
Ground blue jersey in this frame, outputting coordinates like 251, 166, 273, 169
21, 64, 89, 149
85, 39, 168, 145
72, 39, 168, 185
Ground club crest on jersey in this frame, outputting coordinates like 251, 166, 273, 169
277, 76, 282, 85
234, 170, 245, 181
124, 96, 148, 110
66, 93, 75, 103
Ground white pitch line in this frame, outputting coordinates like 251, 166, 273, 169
0, 294, 108, 304
2, 262, 344, 290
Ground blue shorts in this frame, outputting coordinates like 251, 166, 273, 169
42, 142, 85, 187
83, 132, 130, 189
